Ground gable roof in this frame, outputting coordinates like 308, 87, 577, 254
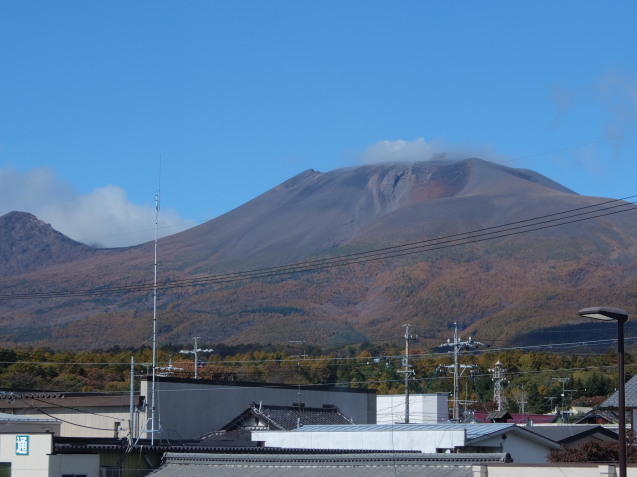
601, 374, 637, 409
573, 408, 620, 425
220, 403, 354, 431
525, 425, 618, 444
473, 411, 556, 424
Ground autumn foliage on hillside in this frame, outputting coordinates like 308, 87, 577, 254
0, 344, 630, 419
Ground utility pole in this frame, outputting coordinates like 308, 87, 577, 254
552, 377, 569, 422
516, 386, 527, 415
398, 324, 418, 423
545, 396, 558, 413
489, 361, 507, 412
438, 323, 484, 422
129, 357, 134, 445
180, 337, 214, 379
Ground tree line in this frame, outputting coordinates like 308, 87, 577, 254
0, 343, 630, 417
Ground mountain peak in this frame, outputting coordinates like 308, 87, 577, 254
0, 211, 96, 276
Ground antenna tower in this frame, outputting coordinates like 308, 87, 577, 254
143, 158, 162, 445
489, 361, 507, 412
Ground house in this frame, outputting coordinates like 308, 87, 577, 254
473, 411, 557, 425
0, 413, 97, 477
138, 376, 375, 441
0, 390, 144, 438
0, 376, 374, 442
576, 373, 637, 431
251, 423, 562, 463
218, 402, 353, 433
525, 424, 618, 448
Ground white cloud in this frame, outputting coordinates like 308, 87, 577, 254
360, 138, 446, 164
359, 137, 507, 165
0, 167, 193, 248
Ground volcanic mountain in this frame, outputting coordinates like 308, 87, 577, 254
1, 158, 636, 350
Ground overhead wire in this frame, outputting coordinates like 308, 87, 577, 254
1, 195, 636, 301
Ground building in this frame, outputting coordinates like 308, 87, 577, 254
147, 451, 511, 477
377, 393, 449, 424
219, 402, 354, 432
251, 423, 561, 463
139, 376, 376, 441
525, 425, 618, 448
0, 413, 98, 477
0, 377, 374, 442
0, 390, 144, 439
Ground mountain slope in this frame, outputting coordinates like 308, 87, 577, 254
0, 158, 636, 350
0, 211, 100, 277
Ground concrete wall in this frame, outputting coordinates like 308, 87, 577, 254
483, 464, 636, 476
141, 377, 376, 440
377, 394, 449, 424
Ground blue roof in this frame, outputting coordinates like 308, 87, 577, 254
292, 423, 515, 440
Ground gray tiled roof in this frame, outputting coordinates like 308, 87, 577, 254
218, 403, 354, 433
601, 374, 637, 408
526, 425, 617, 444
148, 452, 507, 477
254, 404, 353, 430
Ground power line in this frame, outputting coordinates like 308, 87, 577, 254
1, 195, 636, 301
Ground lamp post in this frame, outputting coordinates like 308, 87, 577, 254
579, 306, 628, 477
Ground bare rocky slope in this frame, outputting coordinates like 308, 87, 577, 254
1, 158, 636, 350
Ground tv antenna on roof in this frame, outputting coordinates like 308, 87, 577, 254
180, 337, 214, 379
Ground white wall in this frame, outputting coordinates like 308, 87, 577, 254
252, 428, 465, 453
485, 464, 636, 476
377, 394, 449, 424
0, 433, 51, 477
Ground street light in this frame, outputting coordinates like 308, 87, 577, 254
579, 306, 628, 477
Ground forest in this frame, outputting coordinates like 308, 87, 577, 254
0, 341, 629, 418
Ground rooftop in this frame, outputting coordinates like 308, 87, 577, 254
147, 452, 511, 477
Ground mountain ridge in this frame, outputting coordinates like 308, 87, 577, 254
1, 158, 635, 350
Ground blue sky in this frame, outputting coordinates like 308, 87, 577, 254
1, 1, 636, 247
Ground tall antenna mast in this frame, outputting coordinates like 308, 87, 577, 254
150, 157, 161, 445
490, 361, 507, 412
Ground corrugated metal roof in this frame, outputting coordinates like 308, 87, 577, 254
290, 422, 514, 440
